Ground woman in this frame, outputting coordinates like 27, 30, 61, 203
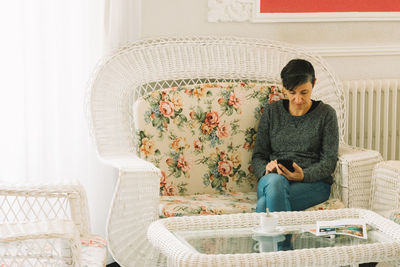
252, 59, 339, 212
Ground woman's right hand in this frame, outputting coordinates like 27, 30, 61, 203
265, 160, 279, 174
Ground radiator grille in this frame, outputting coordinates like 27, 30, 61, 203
343, 79, 400, 160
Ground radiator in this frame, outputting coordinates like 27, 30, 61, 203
343, 79, 400, 160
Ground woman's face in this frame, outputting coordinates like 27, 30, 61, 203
285, 81, 313, 113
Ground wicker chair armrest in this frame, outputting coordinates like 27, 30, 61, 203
332, 144, 383, 208
338, 144, 382, 161
101, 155, 161, 174
104, 155, 163, 266
0, 219, 81, 265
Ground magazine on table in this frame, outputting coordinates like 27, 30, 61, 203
308, 219, 368, 239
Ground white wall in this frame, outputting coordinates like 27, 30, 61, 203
141, 0, 400, 81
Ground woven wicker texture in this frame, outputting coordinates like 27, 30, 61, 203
370, 161, 400, 212
0, 181, 106, 266
332, 144, 383, 208
87, 37, 384, 266
148, 209, 400, 267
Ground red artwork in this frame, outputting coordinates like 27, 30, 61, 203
260, 0, 400, 13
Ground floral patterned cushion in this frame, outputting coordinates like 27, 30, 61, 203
134, 82, 284, 195
159, 192, 257, 218
160, 194, 344, 218
81, 235, 107, 267
304, 198, 345, 211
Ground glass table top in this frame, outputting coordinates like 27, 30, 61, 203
173, 224, 392, 254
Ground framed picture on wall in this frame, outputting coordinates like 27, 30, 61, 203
254, 0, 400, 22
208, 0, 400, 22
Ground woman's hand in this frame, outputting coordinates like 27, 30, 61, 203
265, 160, 279, 174
277, 162, 304, 182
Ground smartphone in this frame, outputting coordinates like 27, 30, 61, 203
277, 159, 294, 172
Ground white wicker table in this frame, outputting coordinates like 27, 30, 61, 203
147, 209, 400, 267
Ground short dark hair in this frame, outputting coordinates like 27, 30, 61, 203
280, 59, 315, 91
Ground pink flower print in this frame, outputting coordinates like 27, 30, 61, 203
159, 100, 175, 117
160, 171, 168, 187
193, 139, 203, 150
177, 154, 191, 172
218, 160, 234, 176
166, 158, 174, 166
163, 210, 176, 217
268, 91, 284, 104
228, 91, 242, 109
161, 91, 167, 100
200, 206, 221, 215
216, 121, 231, 139
219, 151, 227, 160
163, 183, 178, 196
209, 174, 215, 181
204, 111, 220, 128
201, 123, 213, 134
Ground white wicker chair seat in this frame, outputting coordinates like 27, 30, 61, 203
0, 181, 107, 266
87, 36, 382, 266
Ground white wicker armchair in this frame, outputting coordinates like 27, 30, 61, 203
0, 181, 107, 266
87, 37, 382, 266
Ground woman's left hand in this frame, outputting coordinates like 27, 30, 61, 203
277, 162, 304, 182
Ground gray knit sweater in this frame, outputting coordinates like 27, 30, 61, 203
251, 100, 339, 184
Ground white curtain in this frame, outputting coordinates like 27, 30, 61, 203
104, 0, 142, 51
0, 0, 141, 264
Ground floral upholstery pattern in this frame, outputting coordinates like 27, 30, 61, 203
159, 192, 257, 218
134, 82, 284, 195
304, 198, 345, 211
159, 194, 344, 218
134, 82, 344, 218
390, 210, 400, 225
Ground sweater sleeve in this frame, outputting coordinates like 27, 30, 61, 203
251, 106, 271, 179
302, 106, 339, 183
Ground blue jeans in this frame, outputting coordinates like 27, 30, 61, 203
256, 173, 331, 212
